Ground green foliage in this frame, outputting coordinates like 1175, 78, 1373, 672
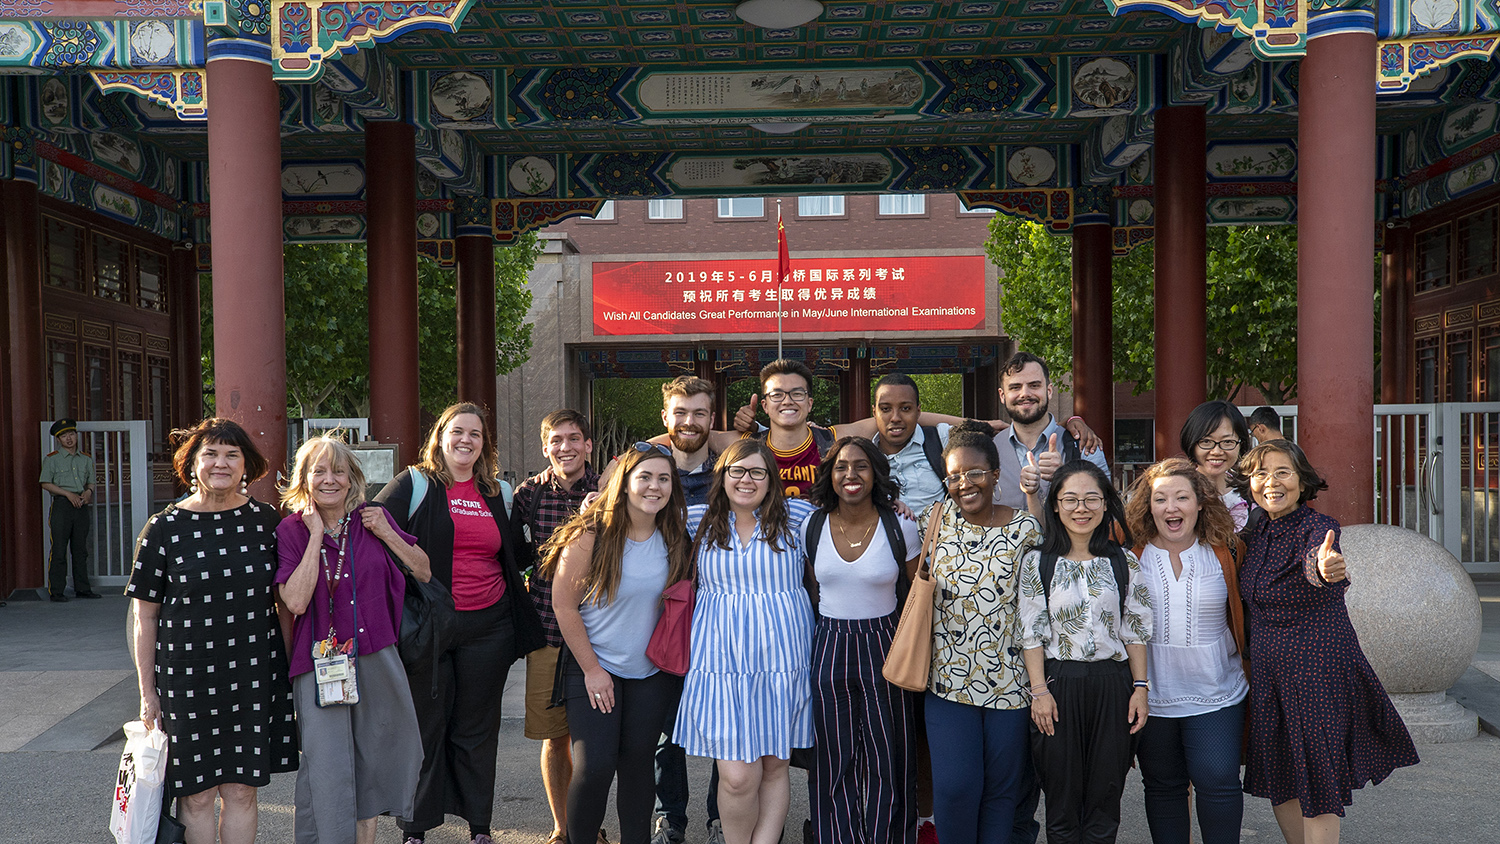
199, 234, 541, 419
901, 374, 964, 417
591, 378, 671, 447
984, 217, 1304, 402
728, 375, 841, 427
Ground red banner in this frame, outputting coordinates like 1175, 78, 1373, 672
592, 255, 986, 336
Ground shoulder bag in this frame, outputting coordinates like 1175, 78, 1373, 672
645, 578, 695, 676
390, 475, 457, 684
881, 503, 945, 692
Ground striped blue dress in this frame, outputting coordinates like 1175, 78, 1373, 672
675, 499, 816, 762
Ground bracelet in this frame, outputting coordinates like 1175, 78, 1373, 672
1029, 687, 1051, 698
1065, 415, 1083, 427
1133, 680, 1149, 688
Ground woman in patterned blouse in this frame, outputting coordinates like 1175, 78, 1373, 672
918, 422, 1043, 844
1019, 460, 1152, 844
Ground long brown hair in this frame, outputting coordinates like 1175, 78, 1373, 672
697, 439, 795, 553
538, 446, 692, 605
418, 402, 500, 497
1125, 457, 1236, 550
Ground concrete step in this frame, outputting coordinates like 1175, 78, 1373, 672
19, 675, 137, 752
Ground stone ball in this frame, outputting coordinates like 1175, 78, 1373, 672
1341, 523, 1481, 694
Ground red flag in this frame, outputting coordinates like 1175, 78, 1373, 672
777, 210, 790, 284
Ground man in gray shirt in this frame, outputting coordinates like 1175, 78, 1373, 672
993, 352, 1112, 514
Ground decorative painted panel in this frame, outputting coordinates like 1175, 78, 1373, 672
0, 18, 203, 68
92, 68, 206, 118
272, 0, 475, 82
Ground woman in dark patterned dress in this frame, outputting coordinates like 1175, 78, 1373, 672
127, 418, 298, 844
1232, 440, 1417, 844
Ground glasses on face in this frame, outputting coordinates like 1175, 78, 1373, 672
1058, 495, 1106, 511
943, 469, 993, 488
1196, 437, 1242, 453
1249, 468, 1297, 484
631, 441, 672, 459
764, 389, 809, 403
725, 465, 770, 481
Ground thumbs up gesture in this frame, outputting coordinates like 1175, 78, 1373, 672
1036, 433, 1063, 482
1315, 530, 1346, 583
1020, 452, 1042, 497
733, 394, 760, 432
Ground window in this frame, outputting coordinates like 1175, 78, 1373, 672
1415, 335, 1439, 403
148, 355, 172, 457
84, 345, 112, 420
959, 199, 998, 214
879, 194, 926, 215
44, 216, 85, 292
1456, 207, 1496, 282
798, 195, 844, 217
94, 234, 129, 302
1482, 326, 1500, 401
588, 200, 616, 221
1415, 224, 1451, 293
47, 339, 76, 419
1447, 330, 1472, 402
118, 350, 143, 420
1113, 418, 1154, 464
717, 197, 764, 218
136, 248, 167, 312
648, 199, 683, 220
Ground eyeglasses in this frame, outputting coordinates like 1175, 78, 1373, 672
1058, 495, 1106, 511
1249, 468, 1297, 483
632, 442, 672, 459
764, 389, 809, 403
943, 469, 993, 488
1196, 437, 1242, 453
725, 465, 770, 481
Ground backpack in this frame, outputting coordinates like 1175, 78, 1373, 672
918, 425, 945, 481
803, 507, 912, 609
1038, 545, 1129, 620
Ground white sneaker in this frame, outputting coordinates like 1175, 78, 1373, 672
706, 819, 726, 844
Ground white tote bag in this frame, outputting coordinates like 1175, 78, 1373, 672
110, 721, 168, 844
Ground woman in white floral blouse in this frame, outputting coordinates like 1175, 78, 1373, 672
1019, 460, 1152, 844
918, 422, 1043, 844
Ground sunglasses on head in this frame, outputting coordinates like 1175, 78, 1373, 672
631, 441, 673, 459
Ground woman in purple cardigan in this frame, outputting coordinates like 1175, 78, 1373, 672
276, 435, 432, 844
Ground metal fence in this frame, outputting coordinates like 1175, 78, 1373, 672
1113, 402, 1500, 573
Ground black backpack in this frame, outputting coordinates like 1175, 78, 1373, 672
803, 506, 912, 609
918, 425, 946, 481
1038, 546, 1129, 620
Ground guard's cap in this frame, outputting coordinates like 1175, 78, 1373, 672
49, 419, 77, 437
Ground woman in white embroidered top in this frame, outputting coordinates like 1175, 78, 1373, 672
1123, 458, 1248, 844
1019, 460, 1152, 844
540, 442, 694, 844
801, 437, 921, 844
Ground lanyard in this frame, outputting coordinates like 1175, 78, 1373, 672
320, 515, 358, 645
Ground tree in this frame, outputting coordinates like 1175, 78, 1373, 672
984, 217, 1304, 402
200, 233, 542, 418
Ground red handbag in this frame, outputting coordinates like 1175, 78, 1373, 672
646, 578, 695, 676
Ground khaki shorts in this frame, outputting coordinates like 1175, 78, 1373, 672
524, 645, 570, 740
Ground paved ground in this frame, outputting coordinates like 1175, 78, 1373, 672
2, 582, 1498, 843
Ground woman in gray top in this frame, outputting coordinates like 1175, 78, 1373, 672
541, 442, 695, 844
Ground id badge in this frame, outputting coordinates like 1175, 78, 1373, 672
314, 653, 351, 683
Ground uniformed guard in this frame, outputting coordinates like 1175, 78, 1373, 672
39, 418, 99, 601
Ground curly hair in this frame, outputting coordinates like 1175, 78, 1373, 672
697, 439, 795, 554
537, 446, 692, 605
1229, 439, 1328, 505
1124, 457, 1236, 550
941, 419, 1001, 470
806, 436, 901, 511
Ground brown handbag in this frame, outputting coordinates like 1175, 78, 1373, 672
881, 504, 946, 692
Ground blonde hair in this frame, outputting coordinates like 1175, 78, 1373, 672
538, 446, 693, 605
282, 435, 367, 514
418, 402, 501, 497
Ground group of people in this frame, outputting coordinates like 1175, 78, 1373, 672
123, 351, 1419, 844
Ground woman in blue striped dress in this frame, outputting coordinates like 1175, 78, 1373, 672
675, 439, 816, 844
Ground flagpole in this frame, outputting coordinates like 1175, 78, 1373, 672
777, 199, 783, 360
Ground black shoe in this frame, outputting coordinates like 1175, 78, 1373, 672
75, 591, 103, 599
50, 594, 69, 602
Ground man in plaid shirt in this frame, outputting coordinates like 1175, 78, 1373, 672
512, 409, 600, 844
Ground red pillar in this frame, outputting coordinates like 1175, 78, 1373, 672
1153, 106, 1208, 459
366, 122, 421, 463
456, 234, 497, 433
207, 58, 285, 502
1072, 223, 1114, 460
2, 179, 44, 593
1380, 224, 1412, 404
170, 247, 204, 431
1299, 30, 1377, 524
694, 350, 730, 430
849, 350, 872, 422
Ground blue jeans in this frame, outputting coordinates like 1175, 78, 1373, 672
923, 693, 1034, 844
656, 732, 719, 833
1134, 701, 1246, 844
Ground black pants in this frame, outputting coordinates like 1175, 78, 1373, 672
1029, 659, 1137, 844
47, 497, 90, 596
566, 666, 683, 844
401, 598, 516, 836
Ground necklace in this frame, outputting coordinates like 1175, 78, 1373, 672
835, 511, 878, 548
